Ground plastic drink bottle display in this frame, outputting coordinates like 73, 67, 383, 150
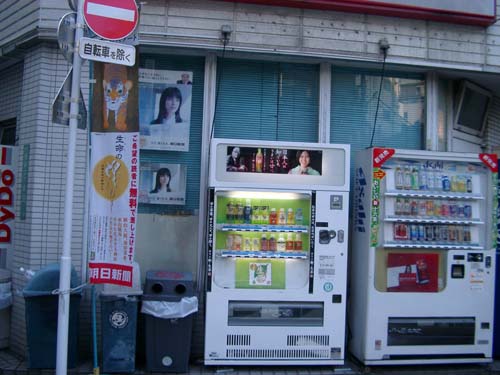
260, 234, 269, 251
294, 233, 303, 250
287, 208, 294, 224
277, 234, 286, 251
236, 200, 244, 223
252, 237, 260, 251
255, 148, 263, 172
226, 201, 234, 222
404, 166, 412, 190
260, 206, 269, 224
269, 208, 277, 225
278, 208, 286, 225
243, 199, 252, 223
466, 175, 473, 193
269, 234, 277, 251
286, 233, 294, 250
295, 208, 304, 225
243, 235, 252, 251
252, 206, 260, 224
411, 167, 419, 190
395, 165, 404, 189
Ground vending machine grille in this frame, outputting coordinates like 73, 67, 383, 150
226, 334, 251, 346
287, 335, 330, 346
226, 348, 331, 359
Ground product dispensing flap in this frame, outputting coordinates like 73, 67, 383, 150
141, 296, 198, 319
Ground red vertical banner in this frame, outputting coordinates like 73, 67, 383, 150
88, 62, 139, 286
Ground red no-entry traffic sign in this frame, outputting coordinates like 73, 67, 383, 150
83, 0, 138, 41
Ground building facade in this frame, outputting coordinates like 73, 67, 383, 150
1, 0, 500, 361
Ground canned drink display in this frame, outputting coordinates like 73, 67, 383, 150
463, 226, 471, 242
425, 200, 434, 216
394, 223, 408, 240
442, 175, 450, 191
448, 225, 457, 242
463, 204, 472, 219
418, 224, 425, 241
410, 224, 418, 241
395, 197, 403, 216
449, 202, 458, 218
410, 200, 418, 216
425, 225, 433, 241
418, 200, 427, 216
440, 225, 449, 242
457, 204, 465, 218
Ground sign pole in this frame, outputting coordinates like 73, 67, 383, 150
56, 0, 84, 373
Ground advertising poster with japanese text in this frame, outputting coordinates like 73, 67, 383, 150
139, 162, 187, 205
88, 62, 139, 287
139, 68, 193, 151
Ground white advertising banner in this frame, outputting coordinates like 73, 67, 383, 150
88, 132, 139, 286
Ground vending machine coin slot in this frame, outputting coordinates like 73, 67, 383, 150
332, 295, 342, 303
451, 264, 465, 279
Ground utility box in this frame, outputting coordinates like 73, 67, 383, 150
141, 270, 197, 373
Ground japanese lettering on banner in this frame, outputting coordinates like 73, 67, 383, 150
88, 62, 139, 286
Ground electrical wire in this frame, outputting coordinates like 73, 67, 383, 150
209, 36, 229, 142
369, 49, 388, 148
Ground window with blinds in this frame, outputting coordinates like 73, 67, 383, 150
330, 68, 425, 154
213, 59, 319, 143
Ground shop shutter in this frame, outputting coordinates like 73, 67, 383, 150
139, 54, 205, 213
330, 67, 425, 154
213, 59, 319, 143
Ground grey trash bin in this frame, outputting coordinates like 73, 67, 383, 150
22, 263, 81, 369
0, 269, 12, 349
141, 270, 197, 373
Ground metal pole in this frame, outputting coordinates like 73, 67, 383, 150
56, 0, 84, 373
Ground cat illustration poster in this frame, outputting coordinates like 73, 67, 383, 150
92, 62, 139, 133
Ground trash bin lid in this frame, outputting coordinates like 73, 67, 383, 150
0, 269, 11, 284
23, 263, 80, 297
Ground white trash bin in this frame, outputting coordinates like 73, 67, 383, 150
0, 269, 12, 349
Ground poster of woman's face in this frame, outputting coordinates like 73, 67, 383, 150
139, 162, 187, 205
139, 69, 193, 151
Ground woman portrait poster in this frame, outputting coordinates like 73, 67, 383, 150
138, 162, 187, 205
138, 69, 193, 151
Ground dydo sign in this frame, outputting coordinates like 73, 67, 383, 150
83, 0, 139, 41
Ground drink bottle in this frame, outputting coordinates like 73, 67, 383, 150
256, 148, 263, 172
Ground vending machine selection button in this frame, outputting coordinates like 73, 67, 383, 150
338, 230, 344, 243
485, 256, 492, 268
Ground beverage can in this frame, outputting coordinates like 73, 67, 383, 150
463, 226, 471, 242
449, 202, 458, 218
425, 200, 434, 216
424, 225, 433, 241
466, 175, 473, 193
463, 204, 472, 219
418, 200, 427, 217
410, 224, 418, 241
442, 175, 450, 191
418, 224, 425, 241
440, 225, 449, 242
440, 201, 450, 218
457, 204, 465, 218
395, 197, 403, 216
410, 200, 418, 216
418, 166, 428, 190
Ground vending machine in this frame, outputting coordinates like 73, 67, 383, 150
349, 147, 498, 365
204, 139, 350, 365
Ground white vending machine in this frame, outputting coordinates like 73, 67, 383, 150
204, 139, 350, 365
349, 147, 498, 365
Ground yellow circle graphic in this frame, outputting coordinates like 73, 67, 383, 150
92, 155, 129, 201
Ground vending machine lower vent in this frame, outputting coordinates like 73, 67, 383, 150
226, 334, 251, 346
226, 348, 331, 359
287, 335, 330, 346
